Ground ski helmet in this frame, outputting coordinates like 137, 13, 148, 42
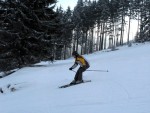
72, 51, 79, 56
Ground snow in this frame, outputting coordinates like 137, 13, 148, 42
0, 42, 150, 113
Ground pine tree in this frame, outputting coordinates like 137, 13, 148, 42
61, 7, 73, 59
72, 0, 84, 53
140, 0, 150, 42
134, 0, 150, 42
0, 0, 59, 71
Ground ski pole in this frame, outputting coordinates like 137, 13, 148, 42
86, 69, 109, 72
71, 70, 76, 73
71, 69, 109, 72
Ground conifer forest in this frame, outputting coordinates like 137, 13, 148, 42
0, 0, 149, 72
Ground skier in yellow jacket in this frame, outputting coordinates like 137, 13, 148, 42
69, 51, 90, 84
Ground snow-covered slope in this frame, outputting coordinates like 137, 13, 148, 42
0, 42, 150, 113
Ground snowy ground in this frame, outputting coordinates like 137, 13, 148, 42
0, 42, 150, 113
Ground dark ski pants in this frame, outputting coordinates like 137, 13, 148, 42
74, 67, 86, 81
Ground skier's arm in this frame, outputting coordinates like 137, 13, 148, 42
70, 62, 78, 69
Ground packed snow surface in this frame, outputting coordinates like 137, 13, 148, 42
0, 43, 150, 113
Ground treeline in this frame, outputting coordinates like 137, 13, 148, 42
0, 0, 149, 72
57, 0, 150, 58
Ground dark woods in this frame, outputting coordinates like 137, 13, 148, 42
0, 0, 149, 72
0, 0, 60, 71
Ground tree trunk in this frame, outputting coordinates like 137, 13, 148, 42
99, 22, 105, 50
89, 28, 94, 53
127, 10, 131, 44
96, 26, 100, 51
63, 45, 67, 59
84, 30, 88, 54
120, 13, 125, 45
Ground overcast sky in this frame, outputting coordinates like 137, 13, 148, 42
56, 0, 78, 10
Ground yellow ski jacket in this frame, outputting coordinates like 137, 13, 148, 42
71, 56, 90, 69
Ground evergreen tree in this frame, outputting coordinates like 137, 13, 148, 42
0, 0, 59, 71
72, 0, 84, 52
61, 7, 73, 59
135, 0, 150, 42
55, 6, 73, 59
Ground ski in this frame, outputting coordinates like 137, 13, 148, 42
59, 80, 91, 88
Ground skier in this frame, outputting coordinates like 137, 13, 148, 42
69, 51, 90, 84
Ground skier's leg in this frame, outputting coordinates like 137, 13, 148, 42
74, 68, 80, 81
75, 67, 86, 81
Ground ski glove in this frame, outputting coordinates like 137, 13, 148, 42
69, 68, 73, 70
